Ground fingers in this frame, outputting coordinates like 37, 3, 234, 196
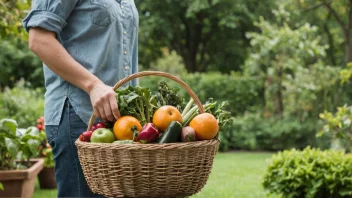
99, 106, 107, 121
103, 102, 114, 122
92, 90, 119, 122
110, 95, 121, 120
93, 102, 106, 121
93, 106, 102, 120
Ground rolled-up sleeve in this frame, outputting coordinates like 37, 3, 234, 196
23, 0, 79, 35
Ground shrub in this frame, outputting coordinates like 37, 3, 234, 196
141, 48, 187, 76
263, 147, 352, 198
0, 39, 43, 89
140, 72, 264, 116
0, 79, 44, 128
219, 113, 330, 152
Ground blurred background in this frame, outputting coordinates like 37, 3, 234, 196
1, 0, 352, 197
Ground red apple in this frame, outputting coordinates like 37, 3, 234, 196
91, 122, 106, 132
79, 130, 93, 142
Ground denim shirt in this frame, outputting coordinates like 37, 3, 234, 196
23, 0, 139, 126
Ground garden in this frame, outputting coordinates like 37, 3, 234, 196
1, 0, 352, 198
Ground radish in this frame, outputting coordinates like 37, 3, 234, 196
181, 126, 196, 142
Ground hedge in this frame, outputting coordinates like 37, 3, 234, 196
140, 72, 264, 116
263, 147, 352, 198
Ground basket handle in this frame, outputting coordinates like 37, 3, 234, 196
87, 71, 205, 131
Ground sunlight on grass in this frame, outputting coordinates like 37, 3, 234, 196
33, 178, 58, 198
191, 152, 277, 198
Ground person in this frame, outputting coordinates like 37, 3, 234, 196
23, 0, 139, 197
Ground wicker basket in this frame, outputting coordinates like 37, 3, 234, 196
75, 71, 220, 198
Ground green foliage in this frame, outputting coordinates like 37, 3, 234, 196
279, 0, 347, 66
219, 113, 329, 152
141, 49, 187, 76
0, 1, 43, 90
317, 61, 352, 152
0, 0, 31, 39
340, 62, 352, 84
244, 6, 341, 117
290, 0, 352, 64
0, 118, 46, 170
217, 125, 232, 152
0, 39, 43, 89
116, 85, 158, 126
0, 79, 44, 128
135, 0, 276, 73
139, 72, 264, 117
318, 105, 352, 151
283, 61, 342, 118
263, 147, 352, 198
154, 80, 185, 111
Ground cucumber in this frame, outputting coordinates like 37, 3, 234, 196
157, 121, 182, 143
112, 140, 134, 144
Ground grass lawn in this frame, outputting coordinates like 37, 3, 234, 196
191, 152, 276, 198
33, 152, 276, 198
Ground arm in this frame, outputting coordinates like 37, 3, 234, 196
28, 27, 120, 122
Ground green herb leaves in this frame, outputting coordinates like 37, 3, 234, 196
116, 86, 158, 126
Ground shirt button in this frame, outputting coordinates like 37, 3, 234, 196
124, 50, 127, 55
124, 31, 126, 35
124, 65, 129, 70
121, 5, 124, 8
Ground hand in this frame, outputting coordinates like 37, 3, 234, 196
89, 82, 121, 122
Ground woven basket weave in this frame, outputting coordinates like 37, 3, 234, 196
75, 71, 220, 198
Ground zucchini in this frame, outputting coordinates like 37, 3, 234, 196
157, 121, 182, 143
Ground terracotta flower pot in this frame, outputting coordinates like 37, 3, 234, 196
0, 158, 44, 198
38, 167, 57, 189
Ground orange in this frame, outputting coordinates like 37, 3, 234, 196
189, 113, 219, 140
152, 105, 182, 132
113, 116, 142, 140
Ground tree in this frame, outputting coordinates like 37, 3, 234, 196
244, 7, 339, 118
0, 39, 43, 89
0, 1, 44, 89
295, 0, 352, 64
321, 0, 352, 64
0, 0, 31, 39
135, 0, 276, 73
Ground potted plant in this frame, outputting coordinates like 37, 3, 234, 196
0, 118, 44, 198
